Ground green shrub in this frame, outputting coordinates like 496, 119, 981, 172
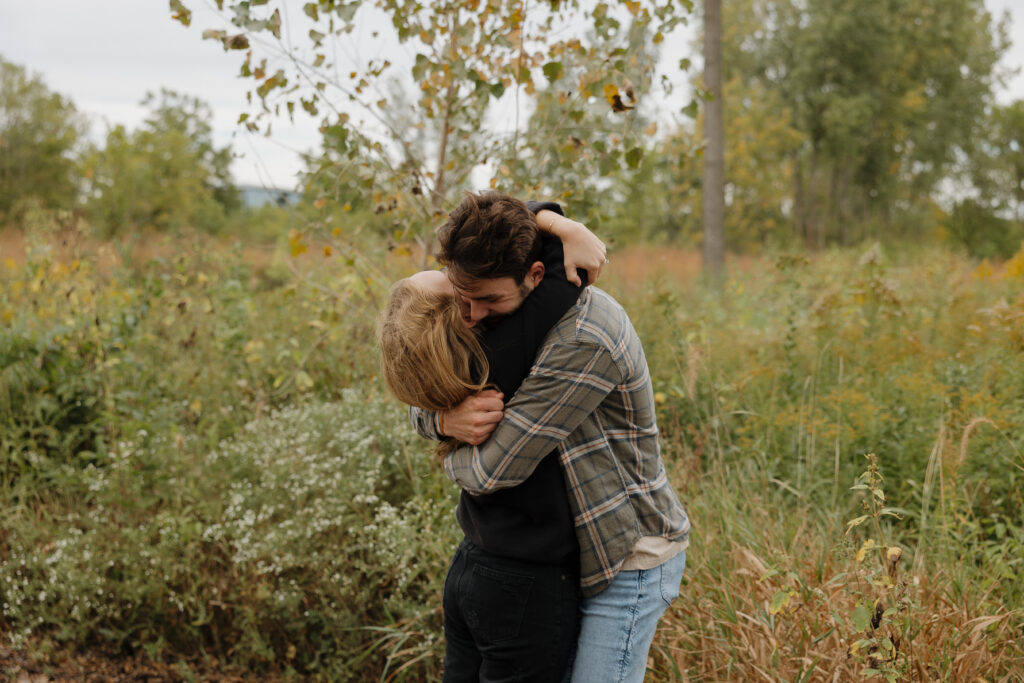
1, 391, 458, 679
0, 326, 108, 483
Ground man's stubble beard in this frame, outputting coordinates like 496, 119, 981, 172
465, 278, 535, 330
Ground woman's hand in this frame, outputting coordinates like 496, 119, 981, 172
439, 389, 504, 445
536, 209, 608, 287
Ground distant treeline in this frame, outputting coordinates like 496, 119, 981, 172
3, 0, 1024, 256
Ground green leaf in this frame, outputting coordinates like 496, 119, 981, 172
412, 54, 430, 81
335, 2, 358, 23
852, 603, 871, 632
769, 588, 792, 615
682, 99, 699, 118
542, 61, 564, 82
325, 125, 349, 151
295, 370, 314, 392
303, 2, 319, 21
625, 147, 643, 169
267, 9, 282, 39
490, 82, 506, 98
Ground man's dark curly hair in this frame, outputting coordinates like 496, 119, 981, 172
435, 192, 543, 287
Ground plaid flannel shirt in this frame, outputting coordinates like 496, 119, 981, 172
411, 287, 690, 596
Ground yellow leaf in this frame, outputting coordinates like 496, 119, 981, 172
323, 245, 333, 257
189, 399, 202, 416
314, 197, 328, 210
654, 392, 667, 404
856, 539, 876, 563
289, 229, 308, 257
343, 203, 352, 212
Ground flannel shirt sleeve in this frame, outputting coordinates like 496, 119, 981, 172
408, 406, 442, 441
443, 339, 623, 493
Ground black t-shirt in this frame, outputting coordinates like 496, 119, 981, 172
454, 203, 586, 566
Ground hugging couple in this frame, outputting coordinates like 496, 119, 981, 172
377, 192, 690, 682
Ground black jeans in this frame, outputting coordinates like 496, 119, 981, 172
442, 539, 580, 683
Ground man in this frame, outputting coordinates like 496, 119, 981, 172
413, 192, 690, 683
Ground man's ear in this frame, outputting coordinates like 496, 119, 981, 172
527, 261, 545, 288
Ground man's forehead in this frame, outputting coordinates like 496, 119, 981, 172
448, 274, 517, 296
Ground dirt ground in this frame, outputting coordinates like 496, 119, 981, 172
0, 645, 261, 682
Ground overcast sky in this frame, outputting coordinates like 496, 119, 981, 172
2, 0, 1022, 190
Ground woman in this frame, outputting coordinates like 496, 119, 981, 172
379, 204, 605, 682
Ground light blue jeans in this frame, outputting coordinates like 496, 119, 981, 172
568, 549, 686, 683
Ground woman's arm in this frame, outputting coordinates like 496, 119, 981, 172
535, 208, 607, 287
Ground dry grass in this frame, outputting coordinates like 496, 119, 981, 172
4, 226, 1023, 681
0, 226, 279, 274
650, 521, 1023, 682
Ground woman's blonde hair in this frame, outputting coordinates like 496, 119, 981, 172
377, 277, 490, 455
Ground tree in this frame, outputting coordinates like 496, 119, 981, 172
989, 101, 1024, 226
702, 0, 725, 274
84, 90, 239, 235
171, 0, 692, 256
0, 58, 86, 223
500, 16, 665, 228
947, 99, 1024, 256
722, 0, 1008, 246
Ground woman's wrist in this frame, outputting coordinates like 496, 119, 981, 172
536, 209, 565, 237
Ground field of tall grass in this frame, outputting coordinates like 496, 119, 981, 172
1, 216, 1022, 680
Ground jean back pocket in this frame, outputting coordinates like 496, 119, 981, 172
464, 563, 535, 643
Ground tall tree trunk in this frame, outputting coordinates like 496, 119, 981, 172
702, 0, 725, 277
810, 147, 824, 250
794, 151, 808, 246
